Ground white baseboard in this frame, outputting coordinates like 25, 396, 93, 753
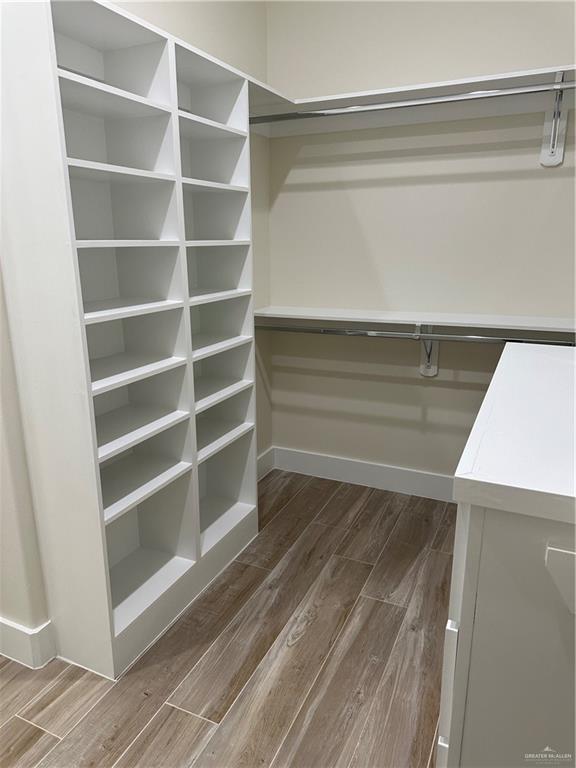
257, 446, 276, 480
265, 446, 453, 502
0, 616, 56, 668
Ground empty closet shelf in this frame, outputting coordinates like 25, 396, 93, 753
200, 498, 255, 555
189, 288, 251, 306
196, 419, 254, 463
76, 240, 181, 249
58, 68, 171, 116
110, 548, 195, 636
179, 110, 248, 138
195, 378, 253, 414
91, 354, 187, 395
101, 454, 192, 524
192, 334, 252, 361
184, 240, 250, 247
96, 406, 190, 462
84, 298, 183, 324
182, 178, 249, 193
68, 158, 176, 183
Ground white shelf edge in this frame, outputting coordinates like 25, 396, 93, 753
57, 67, 172, 114
68, 158, 176, 183
91, 356, 188, 396
200, 500, 256, 556
98, 409, 190, 463
104, 460, 193, 525
76, 240, 181, 249
184, 240, 251, 248
254, 305, 576, 334
192, 335, 253, 362
111, 551, 195, 637
195, 380, 253, 415
84, 299, 184, 324
181, 177, 249, 194
189, 289, 251, 307
178, 109, 248, 138
197, 422, 255, 464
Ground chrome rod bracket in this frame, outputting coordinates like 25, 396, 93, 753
420, 326, 439, 377
540, 72, 568, 167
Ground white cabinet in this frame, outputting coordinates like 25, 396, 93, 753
2, 0, 257, 677
438, 345, 575, 767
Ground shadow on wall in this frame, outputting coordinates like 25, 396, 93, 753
267, 112, 576, 316
257, 330, 504, 475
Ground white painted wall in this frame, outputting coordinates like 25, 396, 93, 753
266, 1, 575, 97
117, 1, 267, 82
258, 1, 575, 475
0, 277, 49, 630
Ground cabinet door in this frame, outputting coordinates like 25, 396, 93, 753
460, 508, 575, 767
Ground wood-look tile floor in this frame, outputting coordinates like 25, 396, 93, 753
1, 472, 456, 768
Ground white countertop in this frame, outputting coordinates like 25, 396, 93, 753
454, 344, 575, 523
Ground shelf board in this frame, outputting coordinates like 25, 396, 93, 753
196, 420, 254, 464
68, 158, 175, 183
182, 177, 249, 194
254, 306, 576, 335
102, 453, 193, 525
200, 498, 255, 555
58, 68, 171, 116
96, 405, 190, 462
84, 298, 183, 324
249, 65, 576, 137
91, 354, 187, 395
185, 240, 250, 248
76, 240, 181, 249
189, 288, 251, 306
178, 109, 248, 139
59, 71, 171, 119
110, 548, 195, 636
191, 334, 252, 361
195, 378, 253, 414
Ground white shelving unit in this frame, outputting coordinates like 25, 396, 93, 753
3, 0, 256, 677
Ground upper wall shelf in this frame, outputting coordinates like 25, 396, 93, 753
249, 66, 576, 141
255, 306, 576, 345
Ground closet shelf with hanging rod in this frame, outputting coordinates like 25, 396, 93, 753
249, 65, 575, 165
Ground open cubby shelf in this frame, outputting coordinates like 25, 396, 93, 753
193, 341, 253, 414
182, 185, 250, 241
100, 419, 192, 523
69, 167, 178, 241
110, 548, 194, 636
180, 120, 248, 186
106, 473, 197, 635
87, 308, 187, 394
51, 2, 171, 105
195, 388, 254, 463
175, 45, 248, 131
96, 406, 190, 462
78, 243, 184, 324
187, 244, 250, 297
190, 294, 252, 360
59, 70, 171, 118
94, 366, 191, 462
198, 433, 256, 555
60, 76, 175, 174
102, 453, 192, 524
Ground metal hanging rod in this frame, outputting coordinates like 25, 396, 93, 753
250, 77, 575, 124
255, 324, 575, 346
